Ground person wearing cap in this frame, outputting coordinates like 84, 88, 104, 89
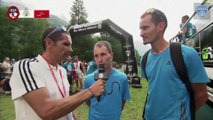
10, 26, 105, 120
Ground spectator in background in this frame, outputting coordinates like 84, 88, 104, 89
10, 59, 16, 72
0, 63, 6, 94
1, 57, 12, 94
1, 57, 11, 75
0, 63, 4, 82
176, 15, 197, 42
82, 60, 88, 71
86, 59, 98, 75
62, 56, 75, 94
181, 15, 197, 38
73, 56, 84, 91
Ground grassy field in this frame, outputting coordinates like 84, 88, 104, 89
0, 95, 15, 120
0, 69, 148, 120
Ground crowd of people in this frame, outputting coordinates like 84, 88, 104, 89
62, 55, 99, 94
0, 7, 209, 120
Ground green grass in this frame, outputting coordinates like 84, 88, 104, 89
0, 68, 148, 120
0, 95, 15, 120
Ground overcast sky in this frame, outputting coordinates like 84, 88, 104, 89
20, 0, 202, 54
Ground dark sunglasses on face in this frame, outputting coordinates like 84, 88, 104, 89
44, 26, 67, 41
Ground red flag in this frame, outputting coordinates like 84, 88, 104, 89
34, 10, 49, 18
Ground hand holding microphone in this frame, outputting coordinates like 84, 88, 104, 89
88, 79, 105, 98
94, 64, 108, 102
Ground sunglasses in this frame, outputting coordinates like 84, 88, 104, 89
145, 8, 166, 23
44, 26, 67, 41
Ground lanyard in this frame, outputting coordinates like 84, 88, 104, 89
42, 56, 66, 98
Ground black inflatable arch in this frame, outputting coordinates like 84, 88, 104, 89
68, 19, 138, 78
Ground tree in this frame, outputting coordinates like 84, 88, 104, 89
69, 0, 88, 26
16, 18, 49, 59
0, 7, 17, 61
68, 0, 96, 62
71, 35, 98, 61
67, 0, 127, 64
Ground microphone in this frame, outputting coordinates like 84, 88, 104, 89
94, 64, 108, 102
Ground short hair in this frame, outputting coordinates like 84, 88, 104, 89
41, 26, 70, 50
141, 8, 168, 32
93, 41, 112, 54
182, 15, 189, 20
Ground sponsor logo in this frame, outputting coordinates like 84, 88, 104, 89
7, 6, 20, 21
196, 5, 208, 18
194, 3, 210, 19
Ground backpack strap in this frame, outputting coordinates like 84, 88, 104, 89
142, 43, 195, 120
170, 42, 195, 120
142, 50, 150, 79
141, 49, 150, 119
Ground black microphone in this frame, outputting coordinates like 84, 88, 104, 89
94, 64, 108, 102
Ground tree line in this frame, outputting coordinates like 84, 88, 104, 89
0, 0, 140, 64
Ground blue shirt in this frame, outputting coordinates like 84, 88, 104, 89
182, 22, 196, 38
62, 62, 74, 78
86, 60, 98, 75
84, 68, 130, 120
141, 45, 209, 120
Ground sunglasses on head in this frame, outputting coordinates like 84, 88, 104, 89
145, 8, 165, 23
44, 26, 67, 41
